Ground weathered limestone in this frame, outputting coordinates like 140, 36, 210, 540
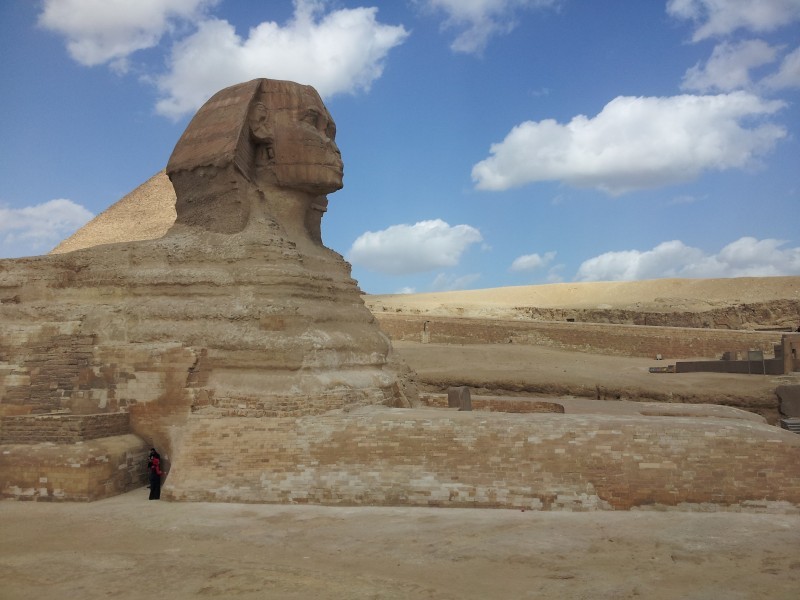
166, 407, 800, 512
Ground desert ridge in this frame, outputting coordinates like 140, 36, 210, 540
366, 276, 800, 314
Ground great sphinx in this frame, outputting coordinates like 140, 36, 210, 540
0, 79, 417, 500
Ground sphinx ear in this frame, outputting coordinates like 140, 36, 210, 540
254, 139, 275, 166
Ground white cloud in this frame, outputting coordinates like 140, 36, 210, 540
510, 251, 556, 271
38, 0, 216, 68
472, 92, 786, 195
0, 199, 94, 258
420, 0, 560, 54
155, 1, 408, 118
681, 39, 779, 92
667, 0, 800, 41
431, 272, 481, 291
575, 237, 800, 282
763, 46, 800, 89
348, 219, 483, 275
395, 287, 417, 294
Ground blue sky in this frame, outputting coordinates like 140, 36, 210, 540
1, 0, 799, 294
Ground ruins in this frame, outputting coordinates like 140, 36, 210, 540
2, 78, 800, 510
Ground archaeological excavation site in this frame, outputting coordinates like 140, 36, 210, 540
1, 78, 800, 511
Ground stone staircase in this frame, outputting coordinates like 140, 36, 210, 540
780, 418, 800, 434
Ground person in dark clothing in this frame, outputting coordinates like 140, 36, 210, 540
148, 451, 163, 500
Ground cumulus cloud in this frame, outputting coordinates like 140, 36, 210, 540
0, 199, 94, 258
38, 0, 215, 69
763, 46, 800, 89
509, 251, 556, 271
666, 0, 800, 41
681, 39, 779, 92
348, 219, 483, 275
575, 237, 800, 282
472, 92, 786, 195
40, 0, 408, 118
155, 1, 408, 118
420, 0, 560, 54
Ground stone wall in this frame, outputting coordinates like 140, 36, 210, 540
0, 412, 131, 444
164, 408, 800, 512
675, 359, 786, 375
0, 434, 149, 501
0, 330, 199, 459
375, 315, 782, 359
0, 323, 92, 414
420, 396, 564, 413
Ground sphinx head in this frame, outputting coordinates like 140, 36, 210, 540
248, 82, 343, 195
167, 79, 343, 235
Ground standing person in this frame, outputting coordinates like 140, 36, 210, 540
149, 451, 163, 500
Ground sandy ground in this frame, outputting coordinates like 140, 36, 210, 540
1, 490, 799, 600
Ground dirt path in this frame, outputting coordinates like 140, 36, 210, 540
1, 491, 798, 599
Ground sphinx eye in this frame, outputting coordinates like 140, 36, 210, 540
303, 110, 319, 127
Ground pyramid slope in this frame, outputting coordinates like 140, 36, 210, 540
50, 171, 176, 254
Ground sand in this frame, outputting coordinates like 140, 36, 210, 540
366, 276, 800, 314
1, 490, 798, 599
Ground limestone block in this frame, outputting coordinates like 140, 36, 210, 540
447, 386, 472, 411
777, 385, 800, 417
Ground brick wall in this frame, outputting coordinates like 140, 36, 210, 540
164, 408, 800, 512
375, 315, 782, 359
0, 413, 131, 444
0, 434, 149, 501
0, 327, 196, 417
0, 327, 93, 413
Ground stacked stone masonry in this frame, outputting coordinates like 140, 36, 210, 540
0, 413, 131, 444
164, 408, 800, 512
0, 434, 149, 501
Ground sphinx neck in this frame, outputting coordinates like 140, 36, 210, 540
250, 184, 329, 249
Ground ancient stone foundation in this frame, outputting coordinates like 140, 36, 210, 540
0, 435, 148, 501
164, 407, 800, 512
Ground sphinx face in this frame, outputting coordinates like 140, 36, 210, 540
250, 85, 343, 195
